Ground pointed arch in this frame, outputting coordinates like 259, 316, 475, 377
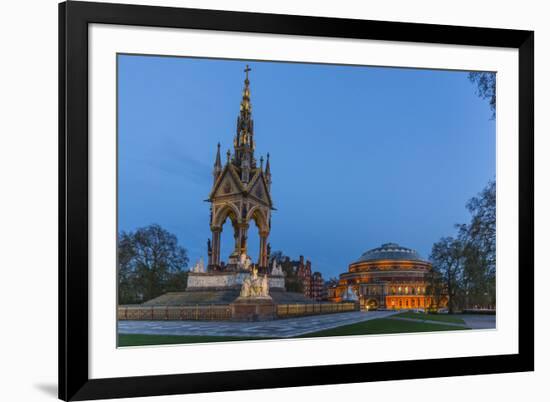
246, 205, 269, 233
212, 202, 240, 229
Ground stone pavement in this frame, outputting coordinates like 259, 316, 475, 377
118, 310, 398, 338
389, 314, 495, 329
454, 314, 496, 329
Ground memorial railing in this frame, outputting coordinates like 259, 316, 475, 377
118, 301, 358, 321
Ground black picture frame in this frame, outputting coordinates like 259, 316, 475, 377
59, 1, 534, 400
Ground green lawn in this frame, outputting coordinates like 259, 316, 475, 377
298, 318, 469, 338
394, 312, 466, 324
118, 333, 269, 347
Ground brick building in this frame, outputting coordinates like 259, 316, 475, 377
312, 272, 324, 301
280, 255, 325, 301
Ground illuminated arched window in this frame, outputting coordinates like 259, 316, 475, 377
405, 287, 409, 295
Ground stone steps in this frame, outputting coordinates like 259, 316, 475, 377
141, 289, 315, 306
143, 290, 239, 306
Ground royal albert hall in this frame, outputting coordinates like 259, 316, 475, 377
331, 243, 447, 310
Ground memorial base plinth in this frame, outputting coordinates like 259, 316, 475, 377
230, 297, 276, 321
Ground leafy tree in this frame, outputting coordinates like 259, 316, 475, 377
468, 72, 496, 118
429, 180, 496, 312
457, 180, 496, 308
461, 180, 496, 271
164, 270, 189, 293
118, 231, 139, 304
430, 236, 465, 314
280, 256, 305, 293
118, 224, 188, 304
425, 269, 445, 313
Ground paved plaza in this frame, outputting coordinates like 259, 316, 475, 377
118, 310, 398, 338
390, 315, 495, 329
118, 311, 496, 338
454, 314, 496, 329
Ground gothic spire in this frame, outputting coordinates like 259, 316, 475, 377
265, 152, 271, 189
265, 153, 271, 175
233, 65, 255, 169
213, 142, 222, 179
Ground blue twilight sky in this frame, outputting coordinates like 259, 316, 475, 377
118, 54, 495, 279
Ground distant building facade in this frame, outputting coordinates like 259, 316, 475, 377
330, 243, 448, 310
296, 256, 313, 298
312, 272, 324, 301
281, 255, 325, 301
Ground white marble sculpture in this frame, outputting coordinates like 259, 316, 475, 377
191, 257, 205, 273
344, 285, 359, 301
271, 259, 284, 276
237, 253, 253, 271
243, 256, 252, 271
240, 266, 270, 298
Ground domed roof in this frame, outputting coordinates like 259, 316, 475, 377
354, 243, 425, 263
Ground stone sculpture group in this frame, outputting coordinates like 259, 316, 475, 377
237, 253, 253, 271
240, 266, 270, 298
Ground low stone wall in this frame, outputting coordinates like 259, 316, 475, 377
118, 305, 232, 321
118, 302, 358, 321
276, 302, 358, 318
